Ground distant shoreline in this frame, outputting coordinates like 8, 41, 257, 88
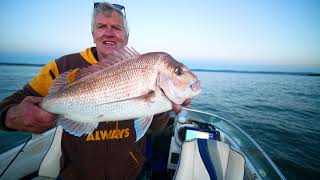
1, 62, 319, 76
191, 69, 320, 76
0, 62, 45, 67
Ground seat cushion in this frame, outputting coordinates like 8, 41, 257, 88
174, 139, 245, 180
174, 139, 210, 180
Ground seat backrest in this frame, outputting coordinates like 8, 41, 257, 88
174, 139, 245, 180
37, 126, 63, 178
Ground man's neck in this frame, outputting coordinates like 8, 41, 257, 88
97, 51, 108, 62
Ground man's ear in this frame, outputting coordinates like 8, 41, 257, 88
125, 34, 129, 45
92, 32, 96, 43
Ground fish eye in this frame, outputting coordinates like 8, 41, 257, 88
174, 67, 183, 76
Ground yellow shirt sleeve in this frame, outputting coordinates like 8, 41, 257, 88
29, 60, 59, 96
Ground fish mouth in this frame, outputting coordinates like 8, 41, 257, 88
190, 80, 200, 91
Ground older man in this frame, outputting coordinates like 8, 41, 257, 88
0, 2, 189, 179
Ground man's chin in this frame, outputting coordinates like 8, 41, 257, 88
103, 47, 117, 54
97, 44, 125, 56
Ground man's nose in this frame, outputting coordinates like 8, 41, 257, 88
104, 27, 115, 36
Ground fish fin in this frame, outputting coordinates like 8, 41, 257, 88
134, 115, 154, 141
48, 69, 76, 94
75, 46, 140, 80
110, 46, 140, 60
57, 116, 99, 137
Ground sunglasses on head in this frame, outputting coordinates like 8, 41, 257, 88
94, 2, 126, 17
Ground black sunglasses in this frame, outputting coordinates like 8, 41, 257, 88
94, 3, 126, 17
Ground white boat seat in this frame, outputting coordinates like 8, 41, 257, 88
37, 126, 63, 179
174, 139, 245, 180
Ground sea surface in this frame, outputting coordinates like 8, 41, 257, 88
0, 64, 319, 179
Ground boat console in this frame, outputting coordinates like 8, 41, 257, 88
165, 108, 286, 180
167, 112, 245, 180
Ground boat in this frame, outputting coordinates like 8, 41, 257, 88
0, 108, 286, 179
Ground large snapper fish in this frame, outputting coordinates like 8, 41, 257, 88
41, 47, 201, 141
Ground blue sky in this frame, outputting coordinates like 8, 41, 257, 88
0, 0, 320, 72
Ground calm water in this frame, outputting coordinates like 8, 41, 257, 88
0, 64, 319, 179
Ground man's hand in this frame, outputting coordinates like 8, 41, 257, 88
172, 98, 191, 113
5, 96, 57, 133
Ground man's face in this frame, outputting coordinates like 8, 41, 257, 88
93, 11, 128, 58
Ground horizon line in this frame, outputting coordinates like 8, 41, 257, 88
1, 62, 319, 77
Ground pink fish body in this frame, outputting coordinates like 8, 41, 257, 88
41, 47, 201, 141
